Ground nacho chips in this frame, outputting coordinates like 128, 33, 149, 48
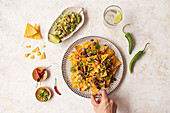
68, 40, 122, 95
24, 23, 42, 39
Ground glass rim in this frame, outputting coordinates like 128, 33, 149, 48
103, 5, 123, 26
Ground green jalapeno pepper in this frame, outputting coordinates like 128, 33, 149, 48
77, 77, 82, 83
122, 24, 133, 54
129, 43, 150, 74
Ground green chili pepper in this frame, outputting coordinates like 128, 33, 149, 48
105, 76, 110, 81
100, 85, 105, 88
77, 77, 82, 83
98, 72, 103, 77
92, 50, 97, 55
106, 58, 111, 62
70, 66, 76, 73
101, 64, 106, 70
86, 49, 90, 53
122, 24, 133, 54
88, 67, 93, 71
95, 44, 100, 49
88, 58, 94, 63
79, 62, 83, 67
129, 43, 150, 74
87, 82, 91, 87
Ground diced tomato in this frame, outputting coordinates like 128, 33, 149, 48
74, 18, 77, 21
75, 55, 79, 59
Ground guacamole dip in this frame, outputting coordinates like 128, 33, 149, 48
53, 11, 81, 39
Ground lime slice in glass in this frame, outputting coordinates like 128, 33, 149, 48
114, 11, 122, 24
49, 34, 60, 44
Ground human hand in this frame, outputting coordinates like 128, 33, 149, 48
91, 89, 117, 113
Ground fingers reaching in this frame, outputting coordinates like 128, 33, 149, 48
91, 94, 97, 107
97, 89, 108, 99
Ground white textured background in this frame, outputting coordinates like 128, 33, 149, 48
0, 0, 169, 113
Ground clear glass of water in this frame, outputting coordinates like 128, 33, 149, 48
103, 5, 123, 27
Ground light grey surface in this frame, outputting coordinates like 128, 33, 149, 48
0, 0, 169, 113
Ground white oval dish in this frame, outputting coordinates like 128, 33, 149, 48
48, 7, 84, 43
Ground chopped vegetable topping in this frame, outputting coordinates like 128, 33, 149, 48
105, 76, 110, 81
92, 50, 97, 55
98, 72, 103, 77
106, 58, 111, 62
86, 49, 90, 53
95, 44, 100, 49
70, 66, 76, 72
88, 58, 94, 63
87, 82, 91, 87
101, 64, 107, 70
88, 67, 93, 71
77, 77, 82, 83
79, 62, 83, 67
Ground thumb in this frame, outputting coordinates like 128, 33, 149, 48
91, 94, 97, 107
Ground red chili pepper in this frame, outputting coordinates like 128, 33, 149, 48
36, 68, 41, 82
39, 65, 52, 74
36, 71, 45, 81
54, 78, 61, 95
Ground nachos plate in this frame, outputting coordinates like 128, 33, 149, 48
62, 36, 124, 98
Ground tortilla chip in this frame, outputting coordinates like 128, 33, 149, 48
90, 83, 99, 95
40, 52, 46, 60
31, 47, 39, 53
101, 54, 108, 63
37, 51, 41, 56
100, 46, 108, 53
100, 70, 107, 77
74, 45, 82, 53
24, 53, 30, 57
111, 55, 122, 68
30, 55, 35, 59
24, 23, 37, 37
25, 24, 42, 39
105, 49, 114, 57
